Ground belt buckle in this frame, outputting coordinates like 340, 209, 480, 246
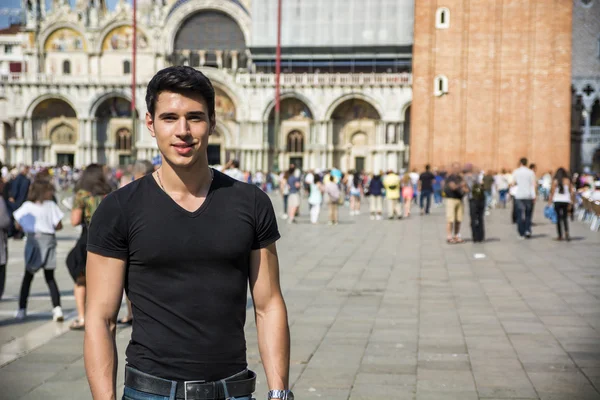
184, 379, 206, 400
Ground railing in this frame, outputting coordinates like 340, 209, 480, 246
590, 127, 600, 135
0, 71, 413, 87
235, 72, 412, 87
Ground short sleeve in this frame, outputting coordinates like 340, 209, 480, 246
73, 190, 87, 210
251, 187, 280, 250
87, 193, 129, 260
49, 201, 64, 227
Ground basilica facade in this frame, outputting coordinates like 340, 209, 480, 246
0, 0, 413, 173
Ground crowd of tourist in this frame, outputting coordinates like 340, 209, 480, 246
0, 157, 598, 323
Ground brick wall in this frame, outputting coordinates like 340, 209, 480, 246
411, 0, 573, 175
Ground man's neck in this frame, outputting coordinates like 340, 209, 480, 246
159, 160, 212, 197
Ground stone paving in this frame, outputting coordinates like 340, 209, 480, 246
0, 197, 599, 399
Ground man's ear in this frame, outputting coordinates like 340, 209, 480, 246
146, 112, 155, 138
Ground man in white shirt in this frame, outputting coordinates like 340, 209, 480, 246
512, 157, 537, 238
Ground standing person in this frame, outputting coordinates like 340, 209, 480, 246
66, 163, 113, 331
383, 170, 401, 219
549, 168, 575, 241
401, 173, 414, 218
469, 178, 487, 243
409, 168, 420, 201
444, 163, 468, 243
8, 165, 31, 239
325, 175, 341, 225
512, 158, 537, 239
495, 169, 510, 208
280, 170, 290, 219
117, 160, 155, 326
482, 170, 495, 212
308, 174, 324, 224
13, 179, 64, 321
0, 191, 11, 300
287, 166, 301, 223
349, 172, 362, 216
84, 67, 291, 400
368, 172, 384, 220
418, 164, 435, 215
433, 168, 444, 207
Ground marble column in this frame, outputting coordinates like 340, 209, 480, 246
199, 51, 206, 67
230, 51, 238, 71
216, 51, 223, 69
581, 106, 593, 167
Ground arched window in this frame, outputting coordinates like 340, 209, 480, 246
286, 130, 304, 153
436, 7, 450, 29
434, 75, 449, 96
123, 60, 131, 74
62, 60, 71, 75
116, 128, 132, 151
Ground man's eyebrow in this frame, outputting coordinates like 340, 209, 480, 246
158, 112, 178, 119
186, 111, 206, 116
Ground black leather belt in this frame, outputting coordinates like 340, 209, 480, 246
125, 366, 256, 400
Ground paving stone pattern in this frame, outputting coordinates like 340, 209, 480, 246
0, 198, 599, 399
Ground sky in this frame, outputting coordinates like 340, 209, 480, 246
0, 0, 125, 30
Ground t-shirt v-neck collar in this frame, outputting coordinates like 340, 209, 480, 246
149, 169, 217, 217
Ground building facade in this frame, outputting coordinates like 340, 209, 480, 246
572, 0, 600, 173
0, 0, 414, 173
410, 0, 573, 175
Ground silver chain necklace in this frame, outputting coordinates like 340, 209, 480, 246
155, 168, 214, 194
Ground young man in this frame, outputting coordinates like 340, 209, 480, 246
444, 163, 468, 243
84, 66, 293, 400
512, 157, 536, 238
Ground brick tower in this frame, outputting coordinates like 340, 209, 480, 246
410, 0, 573, 174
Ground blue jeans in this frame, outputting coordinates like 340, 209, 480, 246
420, 190, 432, 214
515, 199, 533, 236
433, 189, 443, 204
123, 386, 253, 400
485, 190, 493, 209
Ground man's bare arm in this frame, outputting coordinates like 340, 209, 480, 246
249, 243, 290, 391
84, 252, 126, 400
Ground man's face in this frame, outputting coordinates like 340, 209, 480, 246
146, 91, 215, 169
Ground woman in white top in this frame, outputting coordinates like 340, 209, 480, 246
13, 178, 64, 320
549, 167, 575, 241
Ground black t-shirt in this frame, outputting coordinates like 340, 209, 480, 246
419, 172, 435, 191
87, 170, 280, 381
444, 174, 464, 199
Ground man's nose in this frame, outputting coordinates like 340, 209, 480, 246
176, 117, 190, 136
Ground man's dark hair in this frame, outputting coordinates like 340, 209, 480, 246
145, 66, 215, 120
520, 157, 528, 166
425, 164, 431, 171
232, 160, 240, 169
529, 163, 536, 170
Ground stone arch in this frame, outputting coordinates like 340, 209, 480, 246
49, 122, 78, 145
26, 94, 78, 119
89, 91, 136, 118
164, 0, 251, 54
262, 92, 317, 123
325, 93, 383, 121
97, 23, 151, 53
213, 84, 238, 121
40, 24, 88, 52
93, 95, 138, 165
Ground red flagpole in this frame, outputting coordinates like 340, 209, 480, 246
131, 0, 137, 159
274, 0, 282, 169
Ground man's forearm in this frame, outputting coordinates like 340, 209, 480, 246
256, 298, 290, 390
84, 319, 118, 400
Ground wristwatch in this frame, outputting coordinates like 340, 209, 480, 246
267, 390, 294, 400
